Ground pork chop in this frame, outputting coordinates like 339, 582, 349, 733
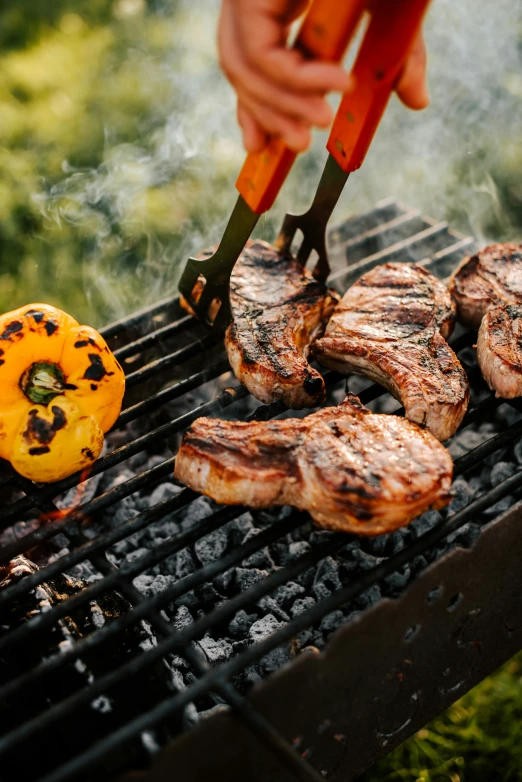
174, 394, 453, 536
448, 243, 522, 329
313, 263, 469, 441
477, 303, 522, 398
182, 241, 339, 409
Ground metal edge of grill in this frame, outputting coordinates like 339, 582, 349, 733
1, 197, 521, 782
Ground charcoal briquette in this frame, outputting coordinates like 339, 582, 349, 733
409, 510, 443, 539
484, 495, 515, 517
235, 567, 269, 592
256, 596, 290, 622
319, 610, 345, 633
271, 581, 305, 606
448, 479, 474, 514
194, 526, 229, 565
355, 585, 381, 610
213, 567, 235, 592
228, 512, 255, 545
291, 597, 316, 618
249, 614, 284, 643
490, 461, 516, 487
384, 565, 411, 592
287, 541, 311, 561
197, 636, 233, 665
228, 610, 258, 637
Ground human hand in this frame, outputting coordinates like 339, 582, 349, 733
218, 0, 429, 154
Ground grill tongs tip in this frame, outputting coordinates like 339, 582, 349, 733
178, 0, 432, 335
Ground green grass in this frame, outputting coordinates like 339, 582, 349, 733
361, 651, 522, 782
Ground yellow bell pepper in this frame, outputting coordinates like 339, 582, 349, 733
0, 303, 125, 483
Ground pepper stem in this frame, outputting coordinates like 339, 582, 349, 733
20, 362, 65, 405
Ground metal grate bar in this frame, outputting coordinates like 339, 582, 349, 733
0, 531, 347, 757
0, 201, 508, 782
34, 468, 522, 782
330, 221, 450, 285
3, 436, 522, 759
0, 511, 306, 705
113, 314, 194, 362
84, 538, 323, 782
115, 357, 231, 429
6, 387, 520, 714
100, 294, 183, 341
124, 334, 221, 390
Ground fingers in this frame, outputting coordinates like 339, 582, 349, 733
237, 104, 267, 153
396, 32, 429, 110
218, 0, 345, 152
243, 48, 351, 95
238, 95, 312, 152
219, 2, 336, 124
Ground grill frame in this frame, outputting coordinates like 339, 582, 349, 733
1, 198, 521, 782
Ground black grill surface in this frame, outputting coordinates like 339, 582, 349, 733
1, 198, 521, 782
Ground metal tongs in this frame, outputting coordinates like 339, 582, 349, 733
178, 0, 432, 334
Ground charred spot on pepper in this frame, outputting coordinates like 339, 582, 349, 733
74, 337, 97, 348
81, 446, 95, 460
83, 353, 114, 382
28, 446, 51, 456
90, 383, 98, 391
44, 320, 59, 337
0, 360, 4, 367
24, 406, 67, 446
1, 321, 23, 340
25, 310, 45, 323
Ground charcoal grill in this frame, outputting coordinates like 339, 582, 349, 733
1, 197, 522, 782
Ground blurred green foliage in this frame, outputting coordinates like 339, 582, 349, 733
0, 0, 240, 325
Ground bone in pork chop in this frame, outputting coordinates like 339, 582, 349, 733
448, 244, 522, 398
183, 240, 339, 409
313, 263, 469, 442
175, 394, 453, 536
448, 243, 522, 329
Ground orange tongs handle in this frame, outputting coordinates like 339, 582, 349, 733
328, 0, 432, 173
236, 0, 366, 214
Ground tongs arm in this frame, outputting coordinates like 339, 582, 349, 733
327, 0, 432, 176
235, 0, 367, 215
276, 0, 432, 281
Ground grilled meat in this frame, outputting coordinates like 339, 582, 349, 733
183, 240, 339, 408
313, 263, 469, 441
175, 394, 453, 536
448, 243, 522, 329
448, 244, 522, 398
477, 303, 522, 398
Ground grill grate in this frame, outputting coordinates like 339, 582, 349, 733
1, 198, 521, 782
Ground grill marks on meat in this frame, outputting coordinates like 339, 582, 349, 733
477, 304, 522, 398
448, 243, 522, 329
448, 244, 522, 398
207, 240, 338, 408
313, 263, 469, 442
175, 394, 453, 536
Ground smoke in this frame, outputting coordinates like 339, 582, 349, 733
38, 0, 522, 323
